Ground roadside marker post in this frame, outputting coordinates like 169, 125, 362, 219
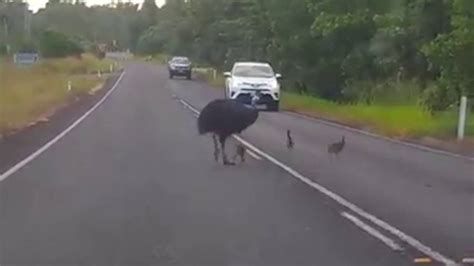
97, 70, 102, 78
67, 80, 72, 92
457, 96, 467, 141
213, 69, 217, 80
109, 64, 113, 73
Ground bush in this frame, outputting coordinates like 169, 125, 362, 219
38, 30, 84, 58
136, 25, 166, 55
419, 84, 457, 113
17, 40, 37, 53
421, 0, 474, 111
91, 44, 106, 60
343, 79, 422, 105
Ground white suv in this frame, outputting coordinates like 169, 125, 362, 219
224, 62, 282, 111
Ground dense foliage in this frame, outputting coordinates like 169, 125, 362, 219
136, 0, 473, 111
0, 0, 146, 54
1, 0, 473, 111
38, 30, 84, 57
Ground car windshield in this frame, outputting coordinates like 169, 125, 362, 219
233, 65, 274, 78
172, 58, 190, 64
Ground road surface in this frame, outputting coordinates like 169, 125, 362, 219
1, 63, 472, 265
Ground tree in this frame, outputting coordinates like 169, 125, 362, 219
38, 30, 83, 57
421, 0, 474, 111
141, 0, 158, 26
23, 0, 474, 111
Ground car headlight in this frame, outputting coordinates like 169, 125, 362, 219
231, 82, 242, 91
270, 81, 280, 91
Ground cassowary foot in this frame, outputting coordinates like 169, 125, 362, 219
222, 154, 236, 165
223, 160, 236, 166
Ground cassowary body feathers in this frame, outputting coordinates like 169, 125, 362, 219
198, 99, 258, 136
198, 99, 259, 165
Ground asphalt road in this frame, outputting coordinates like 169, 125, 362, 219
0, 63, 472, 265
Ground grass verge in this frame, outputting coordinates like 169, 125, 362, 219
0, 54, 114, 135
136, 57, 472, 141
195, 71, 473, 139
282, 92, 473, 138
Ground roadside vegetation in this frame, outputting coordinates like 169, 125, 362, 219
1, 0, 119, 137
134, 0, 473, 140
282, 92, 473, 138
194, 70, 473, 138
2, 0, 473, 141
0, 54, 112, 135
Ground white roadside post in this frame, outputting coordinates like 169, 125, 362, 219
213, 68, 217, 80
97, 70, 101, 78
67, 80, 72, 92
457, 96, 467, 141
109, 63, 113, 73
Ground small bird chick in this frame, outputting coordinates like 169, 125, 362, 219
287, 130, 294, 149
328, 136, 345, 158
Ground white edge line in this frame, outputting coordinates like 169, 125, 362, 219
177, 97, 457, 266
341, 211, 403, 251
283, 111, 474, 162
0, 71, 126, 182
462, 258, 474, 263
246, 150, 262, 160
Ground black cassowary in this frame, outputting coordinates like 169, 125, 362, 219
198, 94, 260, 165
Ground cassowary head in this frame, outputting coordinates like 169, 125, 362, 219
250, 91, 262, 108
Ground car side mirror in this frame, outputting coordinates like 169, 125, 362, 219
224, 72, 231, 77
275, 73, 282, 79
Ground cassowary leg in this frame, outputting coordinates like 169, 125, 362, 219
212, 134, 220, 162
219, 136, 235, 165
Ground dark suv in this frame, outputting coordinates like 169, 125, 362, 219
168, 56, 192, 79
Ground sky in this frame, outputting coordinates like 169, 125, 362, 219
27, 0, 165, 12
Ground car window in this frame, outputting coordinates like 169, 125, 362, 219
171, 58, 190, 64
233, 65, 274, 78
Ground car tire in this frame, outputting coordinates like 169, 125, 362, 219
268, 101, 279, 112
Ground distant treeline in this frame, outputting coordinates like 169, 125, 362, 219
1, 0, 473, 111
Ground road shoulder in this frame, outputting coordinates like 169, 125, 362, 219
0, 71, 123, 175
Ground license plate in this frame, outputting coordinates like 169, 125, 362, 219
244, 104, 265, 109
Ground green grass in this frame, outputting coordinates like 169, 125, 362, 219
0, 54, 112, 134
139, 57, 473, 139
281, 92, 473, 138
